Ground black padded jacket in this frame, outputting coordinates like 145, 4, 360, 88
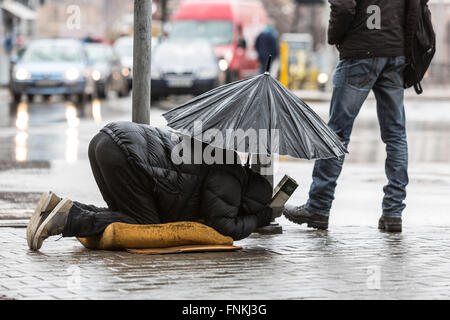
101, 121, 273, 241
328, 0, 406, 59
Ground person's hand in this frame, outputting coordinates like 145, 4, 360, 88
271, 206, 284, 220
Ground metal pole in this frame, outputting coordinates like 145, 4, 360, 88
132, 0, 152, 124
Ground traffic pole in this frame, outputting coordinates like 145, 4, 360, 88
254, 57, 282, 235
132, 0, 152, 124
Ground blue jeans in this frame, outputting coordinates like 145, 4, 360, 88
306, 56, 409, 218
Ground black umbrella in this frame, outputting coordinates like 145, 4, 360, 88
163, 57, 347, 160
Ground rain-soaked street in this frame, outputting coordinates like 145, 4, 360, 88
1, 89, 450, 299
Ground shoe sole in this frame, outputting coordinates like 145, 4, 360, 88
27, 192, 51, 249
307, 220, 329, 230
378, 220, 402, 233
32, 198, 71, 250
284, 212, 328, 230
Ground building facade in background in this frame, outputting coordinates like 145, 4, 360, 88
1, 0, 450, 87
35, 0, 133, 40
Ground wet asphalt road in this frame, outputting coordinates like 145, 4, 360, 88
0, 90, 449, 164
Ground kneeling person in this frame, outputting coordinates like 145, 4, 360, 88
27, 121, 275, 250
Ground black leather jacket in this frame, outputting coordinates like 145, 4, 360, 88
328, 0, 406, 59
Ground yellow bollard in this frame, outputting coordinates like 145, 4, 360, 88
280, 41, 289, 88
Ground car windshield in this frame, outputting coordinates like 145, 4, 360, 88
153, 42, 214, 66
114, 42, 133, 57
85, 45, 113, 63
170, 21, 233, 46
21, 44, 84, 63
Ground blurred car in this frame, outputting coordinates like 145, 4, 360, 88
151, 40, 220, 99
113, 36, 160, 90
113, 36, 133, 90
84, 43, 130, 98
170, 0, 268, 82
10, 39, 94, 103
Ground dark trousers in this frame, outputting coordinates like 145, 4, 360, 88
63, 132, 160, 238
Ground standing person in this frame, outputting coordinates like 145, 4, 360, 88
255, 24, 279, 74
284, 0, 412, 232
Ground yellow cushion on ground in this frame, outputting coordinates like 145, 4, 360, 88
77, 221, 233, 250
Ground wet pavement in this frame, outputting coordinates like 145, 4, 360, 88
0, 89, 450, 299
1, 224, 450, 299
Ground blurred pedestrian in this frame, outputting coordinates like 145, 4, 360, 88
255, 24, 279, 74
284, 0, 416, 233
4, 32, 12, 55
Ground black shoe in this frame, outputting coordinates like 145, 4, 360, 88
378, 216, 402, 233
283, 204, 329, 230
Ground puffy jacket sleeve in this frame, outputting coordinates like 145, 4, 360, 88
328, 0, 357, 45
201, 168, 272, 241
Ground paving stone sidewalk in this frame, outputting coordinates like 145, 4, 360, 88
1, 222, 450, 300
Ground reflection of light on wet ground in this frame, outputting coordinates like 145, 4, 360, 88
65, 103, 79, 163
15, 102, 29, 162
15, 131, 28, 162
65, 103, 80, 128
15, 102, 29, 131
92, 99, 102, 123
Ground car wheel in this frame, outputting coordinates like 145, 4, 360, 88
77, 93, 86, 104
97, 87, 106, 99
97, 82, 108, 99
118, 82, 130, 97
42, 94, 51, 102
12, 93, 21, 103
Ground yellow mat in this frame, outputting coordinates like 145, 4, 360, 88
77, 221, 234, 251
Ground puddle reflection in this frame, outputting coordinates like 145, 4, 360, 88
65, 103, 80, 163
4, 96, 448, 165
15, 102, 29, 131
92, 98, 102, 123
15, 102, 30, 162
15, 131, 28, 162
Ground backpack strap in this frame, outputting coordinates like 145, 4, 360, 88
414, 82, 423, 95
410, 63, 424, 95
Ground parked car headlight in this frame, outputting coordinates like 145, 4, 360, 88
64, 68, 80, 81
91, 70, 102, 81
318, 72, 329, 85
15, 68, 31, 81
121, 67, 130, 78
198, 68, 218, 79
218, 59, 229, 72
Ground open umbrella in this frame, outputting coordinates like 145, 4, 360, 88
163, 57, 347, 160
